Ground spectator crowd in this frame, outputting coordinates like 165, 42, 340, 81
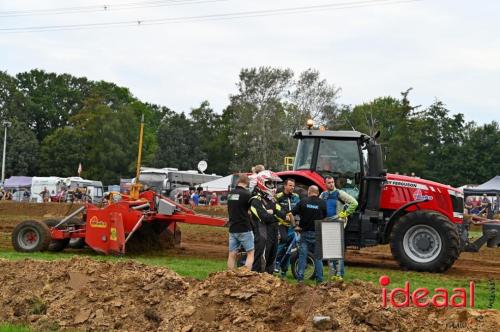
226, 165, 358, 283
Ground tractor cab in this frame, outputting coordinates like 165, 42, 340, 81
279, 129, 386, 214
292, 130, 367, 200
278, 128, 387, 248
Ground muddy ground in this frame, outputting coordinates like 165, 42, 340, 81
0, 258, 499, 332
0, 202, 499, 279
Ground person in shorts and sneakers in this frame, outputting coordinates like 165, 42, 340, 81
227, 174, 254, 270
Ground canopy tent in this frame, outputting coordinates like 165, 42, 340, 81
198, 174, 235, 192
4, 176, 32, 190
464, 176, 500, 213
463, 176, 500, 196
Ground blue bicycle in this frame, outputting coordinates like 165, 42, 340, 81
237, 230, 316, 280
280, 230, 316, 280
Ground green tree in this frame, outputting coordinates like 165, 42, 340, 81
0, 120, 39, 177
229, 67, 294, 171
291, 68, 341, 130
154, 112, 206, 170
338, 90, 424, 175
417, 101, 466, 185
16, 69, 91, 141
0, 71, 27, 121
190, 101, 232, 174
460, 121, 500, 185
39, 103, 141, 184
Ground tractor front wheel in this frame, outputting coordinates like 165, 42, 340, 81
12, 220, 51, 253
390, 211, 460, 272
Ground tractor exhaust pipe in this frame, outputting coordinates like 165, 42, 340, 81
364, 134, 386, 211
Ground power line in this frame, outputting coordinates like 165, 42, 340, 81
0, 0, 229, 17
0, 0, 422, 33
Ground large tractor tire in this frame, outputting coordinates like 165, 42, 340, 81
390, 210, 460, 272
44, 219, 71, 252
12, 220, 51, 253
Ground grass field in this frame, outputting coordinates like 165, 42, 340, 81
0, 324, 30, 332
0, 248, 497, 310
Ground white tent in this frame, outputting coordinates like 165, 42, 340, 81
198, 175, 235, 192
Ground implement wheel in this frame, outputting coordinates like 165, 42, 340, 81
44, 219, 71, 252
390, 210, 460, 272
12, 220, 51, 253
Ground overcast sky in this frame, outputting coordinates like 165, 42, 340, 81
1, 0, 498, 123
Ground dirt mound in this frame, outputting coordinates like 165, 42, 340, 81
0, 258, 498, 332
0, 258, 188, 331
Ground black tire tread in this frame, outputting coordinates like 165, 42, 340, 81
290, 251, 317, 280
390, 210, 460, 273
11, 220, 51, 253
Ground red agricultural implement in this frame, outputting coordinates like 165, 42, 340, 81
11, 190, 226, 255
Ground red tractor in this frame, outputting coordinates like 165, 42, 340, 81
276, 128, 500, 272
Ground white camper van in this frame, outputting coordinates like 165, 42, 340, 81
64, 177, 104, 204
31, 177, 64, 203
87, 180, 104, 204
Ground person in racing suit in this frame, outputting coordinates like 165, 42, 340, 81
274, 178, 300, 278
249, 170, 286, 274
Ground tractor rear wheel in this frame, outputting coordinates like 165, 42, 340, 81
12, 220, 51, 253
44, 220, 71, 252
390, 210, 460, 272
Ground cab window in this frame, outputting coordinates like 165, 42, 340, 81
316, 139, 361, 199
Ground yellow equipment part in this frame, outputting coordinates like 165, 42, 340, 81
130, 114, 144, 200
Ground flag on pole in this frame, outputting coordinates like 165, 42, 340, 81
77, 163, 82, 176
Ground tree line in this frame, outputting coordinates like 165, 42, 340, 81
0, 68, 498, 187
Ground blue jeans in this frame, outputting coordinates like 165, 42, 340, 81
328, 259, 344, 277
297, 231, 323, 282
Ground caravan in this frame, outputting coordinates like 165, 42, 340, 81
31, 177, 64, 203
139, 167, 222, 199
32, 176, 104, 203
63, 177, 104, 203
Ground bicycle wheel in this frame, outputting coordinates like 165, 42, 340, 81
290, 251, 316, 281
